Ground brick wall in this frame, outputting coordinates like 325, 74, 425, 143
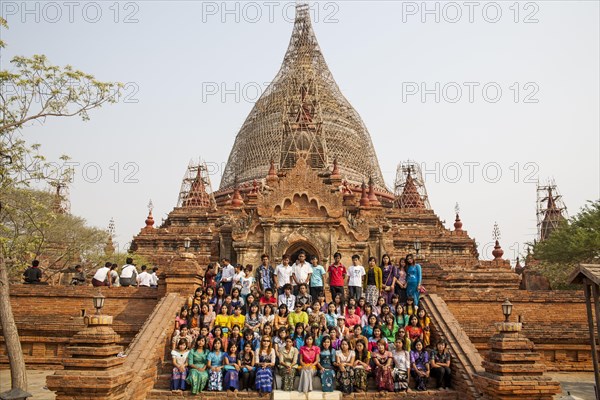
440, 288, 593, 371
0, 285, 160, 369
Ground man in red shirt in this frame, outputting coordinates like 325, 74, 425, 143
259, 288, 278, 307
328, 252, 347, 303
345, 305, 361, 330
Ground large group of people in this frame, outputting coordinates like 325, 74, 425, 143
168, 251, 452, 395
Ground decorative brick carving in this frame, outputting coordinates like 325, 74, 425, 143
474, 322, 561, 399
46, 310, 133, 400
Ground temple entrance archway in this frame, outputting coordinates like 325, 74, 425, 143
286, 241, 321, 264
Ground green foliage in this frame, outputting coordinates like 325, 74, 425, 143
0, 187, 107, 282
531, 200, 600, 289
534, 200, 600, 264
0, 17, 7, 49
528, 261, 579, 290
0, 16, 122, 134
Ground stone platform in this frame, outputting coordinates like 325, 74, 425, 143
145, 389, 459, 400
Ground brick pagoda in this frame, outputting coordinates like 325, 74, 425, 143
130, 4, 518, 293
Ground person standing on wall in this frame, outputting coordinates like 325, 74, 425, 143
363, 256, 382, 306
347, 255, 366, 302
380, 254, 397, 304
292, 250, 312, 296
328, 252, 347, 304
309, 255, 326, 301
274, 254, 293, 296
221, 258, 235, 295
405, 254, 423, 310
255, 254, 275, 296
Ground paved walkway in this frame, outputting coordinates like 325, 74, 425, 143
0, 370, 56, 400
548, 372, 596, 400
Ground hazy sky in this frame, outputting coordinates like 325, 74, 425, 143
2, 1, 598, 263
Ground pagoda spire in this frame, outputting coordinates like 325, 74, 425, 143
104, 218, 115, 256
368, 176, 382, 207
539, 185, 566, 241
266, 158, 279, 187
454, 203, 463, 231
178, 161, 214, 209
331, 158, 341, 178
491, 222, 504, 260
359, 181, 370, 207
230, 176, 244, 208
515, 257, 524, 274
399, 170, 425, 209
184, 166, 210, 207
143, 199, 155, 232
454, 213, 463, 230
268, 158, 277, 177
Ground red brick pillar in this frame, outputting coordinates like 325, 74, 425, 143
474, 321, 561, 399
46, 313, 133, 400
164, 252, 204, 295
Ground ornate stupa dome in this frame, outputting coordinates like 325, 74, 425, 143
219, 3, 386, 191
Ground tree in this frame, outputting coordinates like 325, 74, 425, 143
0, 187, 108, 283
531, 200, 600, 289
0, 17, 122, 391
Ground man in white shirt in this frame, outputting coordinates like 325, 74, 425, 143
348, 254, 366, 301
92, 262, 112, 287
232, 263, 246, 291
149, 266, 159, 288
277, 283, 296, 310
137, 265, 152, 287
220, 258, 235, 294
292, 251, 312, 296
120, 257, 138, 287
274, 254, 293, 296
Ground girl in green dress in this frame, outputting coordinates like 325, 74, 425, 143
187, 336, 209, 394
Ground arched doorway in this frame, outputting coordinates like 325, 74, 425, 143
285, 241, 321, 264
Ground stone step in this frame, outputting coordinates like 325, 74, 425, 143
155, 373, 171, 389
146, 388, 459, 400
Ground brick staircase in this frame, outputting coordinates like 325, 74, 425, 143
122, 292, 185, 400
147, 342, 461, 400
143, 292, 476, 400
420, 294, 484, 399
420, 262, 520, 291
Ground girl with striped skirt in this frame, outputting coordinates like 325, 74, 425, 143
255, 337, 276, 395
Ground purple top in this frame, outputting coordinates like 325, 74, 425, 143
410, 350, 429, 370
382, 265, 397, 287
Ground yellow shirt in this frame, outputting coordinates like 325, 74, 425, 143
228, 314, 246, 330
215, 314, 229, 329
288, 311, 308, 328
